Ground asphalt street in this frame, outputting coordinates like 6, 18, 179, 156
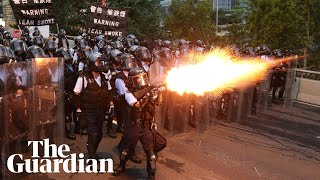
10, 103, 320, 180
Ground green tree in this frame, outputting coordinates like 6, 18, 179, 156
227, 0, 251, 48
247, 0, 304, 50
164, 0, 214, 43
110, 0, 163, 40
52, 0, 163, 40
52, 0, 97, 35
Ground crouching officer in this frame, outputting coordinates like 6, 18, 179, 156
73, 52, 112, 160
113, 67, 164, 180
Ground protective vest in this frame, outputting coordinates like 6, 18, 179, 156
81, 73, 110, 109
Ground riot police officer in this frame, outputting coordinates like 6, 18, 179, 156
113, 67, 164, 180
57, 47, 77, 140
135, 46, 152, 72
73, 52, 112, 160
113, 53, 144, 164
10, 39, 28, 62
45, 39, 57, 57
58, 29, 69, 49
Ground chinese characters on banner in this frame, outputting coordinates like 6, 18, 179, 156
9, 0, 55, 26
86, 4, 128, 37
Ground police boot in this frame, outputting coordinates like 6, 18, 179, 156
94, 134, 104, 160
66, 122, 76, 140
112, 151, 128, 176
66, 121, 76, 140
107, 129, 117, 138
147, 151, 156, 180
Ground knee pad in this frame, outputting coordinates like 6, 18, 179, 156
147, 151, 156, 161
120, 150, 129, 161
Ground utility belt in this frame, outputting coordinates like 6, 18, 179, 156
135, 117, 153, 129
81, 103, 107, 110
114, 94, 125, 105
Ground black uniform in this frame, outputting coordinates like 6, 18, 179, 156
78, 72, 112, 159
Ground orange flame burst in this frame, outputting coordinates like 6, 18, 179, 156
166, 48, 274, 96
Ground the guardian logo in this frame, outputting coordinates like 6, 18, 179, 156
7, 139, 114, 173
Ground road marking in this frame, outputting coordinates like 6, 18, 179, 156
254, 167, 261, 177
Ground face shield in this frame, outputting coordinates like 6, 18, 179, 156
131, 72, 149, 89
62, 50, 73, 63
78, 39, 88, 50
139, 48, 152, 62
0, 46, 9, 64
123, 58, 137, 71
31, 48, 47, 58
12, 40, 27, 53
46, 40, 57, 52
98, 40, 106, 50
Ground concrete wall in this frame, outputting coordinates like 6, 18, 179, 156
295, 78, 320, 106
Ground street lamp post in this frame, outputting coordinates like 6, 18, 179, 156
215, 0, 219, 35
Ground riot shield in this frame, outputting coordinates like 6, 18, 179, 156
30, 58, 64, 145
194, 96, 210, 132
256, 71, 272, 113
283, 69, 295, 108
149, 61, 165, 132
1, 62, 32, 180
0, 64, 6, 180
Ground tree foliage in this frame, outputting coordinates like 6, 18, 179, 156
247, 0, 304, 50
52, 0, 163, 40
247, 0, 320, 69
164, 0, 214, 42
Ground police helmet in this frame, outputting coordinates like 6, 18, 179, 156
10, 39, 28, 57
119, 53, 137, 71
33, 29, 41, 36
112, 40, 124, 51
177, 39, 187, 48
56, 47, 73, 64
272, 49, 282, 58
33, 36, 45, 48
95, 35, 105, 44
162, 40, 172, 48
196, 40, 205, 48
97, 40, 106, 50
103, 45, 114, 56
127, 34, 139, 45
129, 45, 140, 56
26, 45, 47, 59
159, 47, 173, 67
136, 46, 152, 63
3, 31, 11, 40
77, 39, 88, 50
59, 29, 66, 36
0, 45, 9, 64
23, 27, 30, 35
5, 46, 16, 61
123, 37, 135, 49
0, 32, 3, 44
110, 49, 123, 65
45, 39, 57, 52
74, 36, 83, 47
128, 67, 150, 89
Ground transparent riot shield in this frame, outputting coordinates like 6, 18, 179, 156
29, 58, 64, 146
226, 89, 241, 122
256, 71, 272, 113
149, 61, 166, 132
0, 61, 32, 180
0, 64, 6, 180
283, 69, 295, 108
194, 96, 210, 132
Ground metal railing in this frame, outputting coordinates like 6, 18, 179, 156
294, 68, 320, 81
